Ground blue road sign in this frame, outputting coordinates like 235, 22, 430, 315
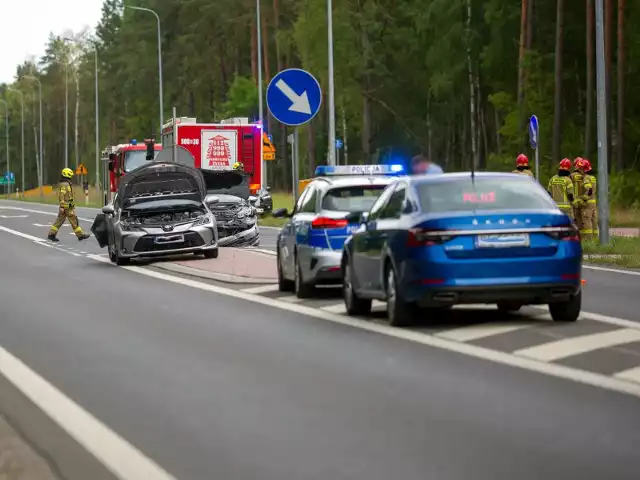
529, 115, 539, 150
336, 139, 343, 149
266, 68, 322, 126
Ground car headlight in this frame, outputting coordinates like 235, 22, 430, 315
192, 214, 212, 227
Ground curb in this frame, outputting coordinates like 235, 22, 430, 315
154, 262, 278, 285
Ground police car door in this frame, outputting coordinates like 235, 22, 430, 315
281, 187, 311, 279
368, 182, 407, 293
293, 185, 320, 270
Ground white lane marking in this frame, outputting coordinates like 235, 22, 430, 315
322, 303, 347, 314
514, 328, 640, 361
614, 366, 640, 384
0, 225, 45, 242
583, 265, 640, 276
243, 247, 277, 256
241, 284, 280, 294
0, 205, 93, 222
280, 295, 303, 303
531, 306, 640, 332
5, 225, 640, 399
0, 347, 176, 480
436, 322, 538, 342
0, 214, 29, 218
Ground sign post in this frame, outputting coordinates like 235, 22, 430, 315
335, 138, 343, 166
529, 115, 539, 180
267, 68, 323, 202
1, 173, 15, 198
75, 164, 89, 204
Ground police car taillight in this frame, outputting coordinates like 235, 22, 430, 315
545, 225, 580, 241
407, 229, 455, 246
312, 217, 349, 229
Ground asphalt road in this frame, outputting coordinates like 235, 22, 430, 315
1, 200, 640, 479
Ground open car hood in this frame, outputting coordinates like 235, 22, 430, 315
118, 161, 207, 207
202, 170, 251, 200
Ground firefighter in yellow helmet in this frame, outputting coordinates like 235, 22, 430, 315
547, 159, 579, 219
513, 154, 534, 176
578, 159, 598, 241
571, 157, 586, 231
233, 161, 244, 172
47, 168, 90, 242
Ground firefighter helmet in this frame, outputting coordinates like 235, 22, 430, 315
61, 168, 74, 179
573, 157, 584, 168
233, 162, 244, 171
516, 154, 529, 167
581, 159, 592, 172
559, 158, 572, 171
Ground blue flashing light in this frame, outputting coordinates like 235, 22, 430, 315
130, 139, 137, 145
314, 164, 405, 177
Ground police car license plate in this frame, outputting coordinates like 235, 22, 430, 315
476, 233, 529, 248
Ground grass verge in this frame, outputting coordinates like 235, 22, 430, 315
611, 208, 640, 228
5, 186, 104, 209
583, 236, 640, 268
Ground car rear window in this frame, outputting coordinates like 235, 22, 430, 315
322, 186, 386, 212
415, 177, 556, 213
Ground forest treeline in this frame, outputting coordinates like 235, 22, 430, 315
1, 0, 639, 207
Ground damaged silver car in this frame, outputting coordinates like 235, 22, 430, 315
202, 170, 260, 247
91, 161, 219, 265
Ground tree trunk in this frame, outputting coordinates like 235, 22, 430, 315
426, 93, 432, 160
517, 0, 528, 107
466, 0, 478, 169
362, 92, 371, 161
617, 0, 625, 171
585, 0, 594, 158
526, 0, 534, 49
552, 0, 564, 165
73, 70, 80, 169
250, 19, 258, 84
273, 0, 287, 187
494, 107, 502, 155
605, 0, 613, 167
308, 120, 316, 175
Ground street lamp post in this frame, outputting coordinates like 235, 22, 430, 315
327, 0, 336, 166
65, 62, 69, 169
0, 99, 9, 196
125, 5, 164, 137
595, 0, 610, 244
24, 75, 43, 197
256, 0, 265, 189
8, 88, 24, 196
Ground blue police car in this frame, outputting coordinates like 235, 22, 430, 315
341, 172, 583, 326
272, 165, 403, 298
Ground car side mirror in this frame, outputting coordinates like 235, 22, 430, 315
272, 208, 289, 218
207, 196, 220, 205
361, 211, 370, 223
266, 186, 271, 192
402, 201, 414, 214
102, 205, 114, 215
248, 195, 258, 203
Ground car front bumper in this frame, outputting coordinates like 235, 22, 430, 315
218, 224, 260, 247
117, 225, 218, 259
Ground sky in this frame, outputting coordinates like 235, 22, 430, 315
0, 0, 104, 84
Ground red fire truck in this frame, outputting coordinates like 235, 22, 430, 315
104, 141, 163, 195
161, 117, 273, 194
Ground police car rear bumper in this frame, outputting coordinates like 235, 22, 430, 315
307, 249, 343, 285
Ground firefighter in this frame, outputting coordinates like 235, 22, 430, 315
47, 168, 91, 242
579, 159, 598, 241
547, 158, 578, 219
233, 161, 244, 172
571, 157, 586, 231
512, 154, 534, 176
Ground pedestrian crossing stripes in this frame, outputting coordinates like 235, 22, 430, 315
237, 284, 640, 387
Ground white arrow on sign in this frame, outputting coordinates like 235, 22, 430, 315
276, 79, 312, 115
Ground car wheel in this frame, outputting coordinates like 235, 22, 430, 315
108, 242, 117, 264
343, 258, 371, 316
549, 290, 581, 323
386, 263, 416, 327
294, 255, 314, 299
277, 247, 294, 292
113, 247, 130, 266
497, 301, 522, 313
203, 248, 219, 259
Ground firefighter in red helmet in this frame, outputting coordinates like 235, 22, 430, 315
513, 154, 534, 176
571, 157, 586, 231
578, 159, 598, 241
548, 158, 578, 219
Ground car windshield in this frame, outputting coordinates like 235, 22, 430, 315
124, 150, 159, 172
415, 177, 557, 213
322, 185, 387, 212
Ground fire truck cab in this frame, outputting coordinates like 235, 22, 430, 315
161, 117, 268, 194
105, 141, 162, 195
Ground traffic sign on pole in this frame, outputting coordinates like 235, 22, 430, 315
529, 115, 538, 150
266, 68, 322, 126
529, 115, 540, 180
335, 139, 343, 149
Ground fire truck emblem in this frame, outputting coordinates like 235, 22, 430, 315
205, 135, 232, 168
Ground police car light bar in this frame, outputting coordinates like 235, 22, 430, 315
314, 164, 405, 176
